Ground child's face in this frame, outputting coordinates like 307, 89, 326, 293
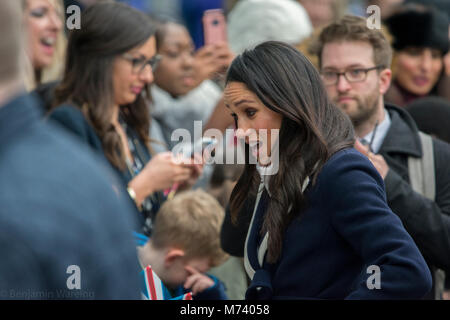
164, 256, 211, 289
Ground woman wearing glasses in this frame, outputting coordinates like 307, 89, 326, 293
49, 2, 201, 235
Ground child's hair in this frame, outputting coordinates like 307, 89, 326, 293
151, 189, 228, 267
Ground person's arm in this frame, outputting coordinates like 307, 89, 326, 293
192, 274, 228, 300
324, 150, 432, 299
127, 152, 193, 207
183, 266, 228, 300
194, 43, 235, 88
384, 139, 450, 271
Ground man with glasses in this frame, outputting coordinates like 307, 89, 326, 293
314, 15, 450, 299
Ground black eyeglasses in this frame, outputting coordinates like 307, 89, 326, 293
122, 54, 162, 74
320, 65, 384, 86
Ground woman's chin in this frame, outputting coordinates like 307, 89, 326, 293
256, 154, 272, 167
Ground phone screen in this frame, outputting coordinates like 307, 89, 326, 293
202, 9, 227, 46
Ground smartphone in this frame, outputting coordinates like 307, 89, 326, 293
202, 9, 227, 46
190, 137, 218, 158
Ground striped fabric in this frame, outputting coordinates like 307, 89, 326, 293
141, 265, 193, 300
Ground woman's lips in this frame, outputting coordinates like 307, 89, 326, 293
40, 37, 56, 56
131, 86, 143, 94
181, 76, 195, 87
412, 76, 431, 87
40, 42, 55, 56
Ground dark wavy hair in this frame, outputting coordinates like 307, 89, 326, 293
53, 1, 156, 170
226, 41, 355, 263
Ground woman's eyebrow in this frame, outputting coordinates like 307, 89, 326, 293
235, 99, 255, 107
127, 53, 148, 59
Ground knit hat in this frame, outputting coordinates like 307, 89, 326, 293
405, 0, 450, 20
385, 5, 449, 54
227, 0, 313, 54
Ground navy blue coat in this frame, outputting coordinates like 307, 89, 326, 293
245, 148, 432, 299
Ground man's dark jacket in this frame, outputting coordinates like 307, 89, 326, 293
381, 104, 450, 295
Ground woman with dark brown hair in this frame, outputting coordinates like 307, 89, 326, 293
49, 2, 201, 235
384, 4, 449, 106
222, 41, 432, 299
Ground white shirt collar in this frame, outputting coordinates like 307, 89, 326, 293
361, 109, 391, 154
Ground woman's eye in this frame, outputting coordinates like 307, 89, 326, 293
30, 8, 47, 18
245, 109, 256, 117
431, 50, 442, 59
165, 51, 179, 58
132, 58, 144, 68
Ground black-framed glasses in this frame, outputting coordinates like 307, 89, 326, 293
320, 65, 384, 86
122, 54, 162, 74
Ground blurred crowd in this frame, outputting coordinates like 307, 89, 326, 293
1, 0, 449, 300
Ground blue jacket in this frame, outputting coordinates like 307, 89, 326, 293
245, 148, 432, 299
0, 93, 141, 299
48, 104, 166, 235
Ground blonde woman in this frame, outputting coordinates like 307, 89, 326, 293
23, 0, 66, 92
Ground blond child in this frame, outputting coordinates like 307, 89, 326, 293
135, 190, 229, 300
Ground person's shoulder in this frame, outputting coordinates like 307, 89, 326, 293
48, 103, 86, 127
0, 115, 133, 226
315, 148, 384, 195
320, 148, 373, 178
48, 104, 102, 149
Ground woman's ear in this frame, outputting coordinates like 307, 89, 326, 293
379, 68, 392, 95
164, 248, 185, 268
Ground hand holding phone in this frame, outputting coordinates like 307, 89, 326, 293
189, 137, 218, 158
203, 9, 227, 46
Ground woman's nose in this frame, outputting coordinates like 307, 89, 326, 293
49, 11, 63, 32
420, 50, 433, 72
181, 52, 195, 69
140, 64, 154, 84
